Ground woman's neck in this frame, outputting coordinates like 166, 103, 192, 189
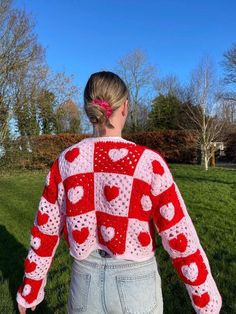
92, 125, 122, 137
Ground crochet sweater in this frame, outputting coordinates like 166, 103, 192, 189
16, 136, 222, 313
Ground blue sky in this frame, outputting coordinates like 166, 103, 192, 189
14, 0, 236, 92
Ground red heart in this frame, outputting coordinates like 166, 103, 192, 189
65, 147, 80, 162
192, 292, 210, 308
169, 233, 188, 252
72, 227, 89, 244
152, 160, 165, 175
137, 232, 151, 246
104, 185, 120, 201
24, 258, 37, 273
37, 211, 49, 226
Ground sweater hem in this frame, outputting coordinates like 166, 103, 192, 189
69, 244, 156, 262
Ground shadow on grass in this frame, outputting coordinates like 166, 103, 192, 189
0, 224, 53, 313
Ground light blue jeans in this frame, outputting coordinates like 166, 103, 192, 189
67, 249, 163, 314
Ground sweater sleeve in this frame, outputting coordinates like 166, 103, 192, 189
150, 152, 222, 314
16, 157, 66, 308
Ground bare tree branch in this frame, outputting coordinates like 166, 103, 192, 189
114, 48, 156, 132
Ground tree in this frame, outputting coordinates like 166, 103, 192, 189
0, 94, 12, 144
0, 0, 80, 164
148, 93, 181, 130
115, 48, 156, 132
186, 55, 227, 170
149, 73, 201, 131
37, 90, 56, 134
0, 0, 44, 152
15, 68, 79, 136
222, 42, 236, 86
153, 74, 186, 101
39, 70, 79, 134
0, 0, 79, 137
13, 63, 47, 137
55, 100, 81, 134
44, 70, 79, 109
214, 97, 236, 126
219, 43, 236, 120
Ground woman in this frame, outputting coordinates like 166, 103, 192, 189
17, 71, 222, 314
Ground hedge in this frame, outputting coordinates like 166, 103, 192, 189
1, 130, 200, 170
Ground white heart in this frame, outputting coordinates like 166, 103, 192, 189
141, 195, 152, 211
45, 172, 50, 186
22, 284, 31, 296
160, 202, 175, 221
30, 236, 41, 250
150, 175, 162, 196
108, 148, 128, 162
68, 186, 84, 204
181, 262, 199, 282
101, 225, 115, 242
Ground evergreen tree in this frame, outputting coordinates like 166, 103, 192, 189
149, 93, 181, 130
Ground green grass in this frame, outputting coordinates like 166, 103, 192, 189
0, 164, 235, 313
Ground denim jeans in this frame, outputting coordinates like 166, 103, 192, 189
67, 249, 163, 314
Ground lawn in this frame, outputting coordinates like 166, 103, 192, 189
0, 164, 235, 313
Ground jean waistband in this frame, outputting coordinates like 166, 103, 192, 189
96, 249, 112, 258
72, 249, 157, 270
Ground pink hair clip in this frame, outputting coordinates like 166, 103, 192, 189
91, 98, 113, 118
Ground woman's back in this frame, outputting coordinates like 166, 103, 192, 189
58, 135, 160, 260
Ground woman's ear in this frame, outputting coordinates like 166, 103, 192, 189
121, 99, 128, 116
125, 99, 128, 112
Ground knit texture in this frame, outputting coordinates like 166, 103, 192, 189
16, 136, 222, 313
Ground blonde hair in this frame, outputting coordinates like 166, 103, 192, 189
84, 71, 129, 129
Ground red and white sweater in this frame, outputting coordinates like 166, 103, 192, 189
16, 136, 222, 313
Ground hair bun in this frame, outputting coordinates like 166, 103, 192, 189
91, 98, 113, 119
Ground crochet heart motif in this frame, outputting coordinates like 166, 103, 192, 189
24, 259, 37, 273
65, 147, 80, 162
152, 160, 165, 176
101, 225, 115, 242
160, 202, 175, 221
141, 195, 152, 211
67, 186, 84, 204
30, 236, 41, 250
192, 292, 210, 308
37, 211, 49, 226
138, 232, 151, 246
45, 172, 50, 186
22, 284, 31, 297
72, 227, 89, 244
169, 233, 188, 252
108, 148, 128, 162
181, 262, 199, 282
104, 185, 119, 201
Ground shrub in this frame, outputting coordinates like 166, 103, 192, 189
1, 130, 199, 170
224, 131, 236, 162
